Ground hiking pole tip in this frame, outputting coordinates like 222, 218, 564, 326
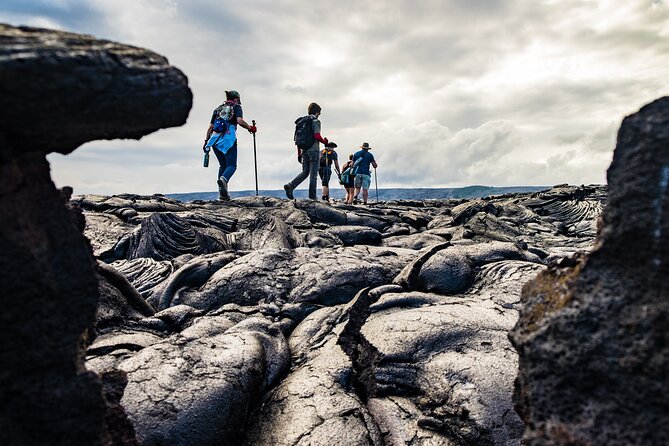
252, 119, 258, 196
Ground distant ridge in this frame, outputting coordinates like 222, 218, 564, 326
167, 186, 549, 202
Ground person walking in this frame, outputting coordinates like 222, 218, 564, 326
318, 143, 340, 202
352, 142, 378, 205
340, 154, 356, 204
204, 90, 257, 201
284, 102, 332, 200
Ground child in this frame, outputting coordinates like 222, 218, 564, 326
340, 154, 356, 204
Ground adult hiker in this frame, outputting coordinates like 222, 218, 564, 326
204, 90, 257, 201
318, 143, 341, 202
284, 102, 334, 200
352, 142, 378, 205
340, 154, 356, 204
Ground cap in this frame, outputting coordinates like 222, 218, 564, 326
226, 90, 241, 103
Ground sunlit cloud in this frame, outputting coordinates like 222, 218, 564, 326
2, 0, 667, 194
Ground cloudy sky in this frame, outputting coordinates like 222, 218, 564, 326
2, 1, 668, 194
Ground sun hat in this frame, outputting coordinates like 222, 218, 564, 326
360, 142, 372, 150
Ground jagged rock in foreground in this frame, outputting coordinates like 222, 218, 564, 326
80, 182, 605, 445
0, 24, 191, 446
510, 97, 669, 445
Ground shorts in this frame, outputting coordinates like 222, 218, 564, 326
318, 167, 332, 186
354, 173, 371, 189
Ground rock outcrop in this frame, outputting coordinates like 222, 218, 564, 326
510, 97, 669, 445
78, 181, 605, 445
0, 24, 191, 446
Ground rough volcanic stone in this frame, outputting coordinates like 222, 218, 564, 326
0, 24, 191, 446
148, 251, 237, 310
96, 271, 147, 331
234, 212, 304, 250
125, 213, 231, 261
0, 24, 192, 155
119, 316, 290, 446
0, 155, 108, 446
327, 225, 383, 246
74, 172, 611, 444
510, 97, 669, 445
417, 250, 475, 295
110, 257, 173, 298
177, 246, 416, 311
302, 229, 344, 247
244, 291, 383, 446
384, 232, 448, 250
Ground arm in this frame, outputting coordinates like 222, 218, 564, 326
372, 160, 378, 169
335, 160, 341, 172
236, 117, 256, 133
313, 133, 328, 144
205, 109, 216, 143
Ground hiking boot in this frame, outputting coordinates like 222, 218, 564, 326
283, 184, 294, 200
353, 197, 360, 204
217, 176, 230, 201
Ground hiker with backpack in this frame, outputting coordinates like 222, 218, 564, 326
204, 90, 257, 201
284, 102, 335, 200
339, 154, 356, 204
352, 142, 378, 205
318, 144, 341, 202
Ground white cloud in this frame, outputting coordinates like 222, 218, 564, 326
4, 0, 668, 194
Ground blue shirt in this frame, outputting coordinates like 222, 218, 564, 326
353, 150, 375, 175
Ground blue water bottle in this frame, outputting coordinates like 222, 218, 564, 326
203, 141, 210, 168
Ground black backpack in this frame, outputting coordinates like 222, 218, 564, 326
320, 149, 334, 167
294, 115, 315, 150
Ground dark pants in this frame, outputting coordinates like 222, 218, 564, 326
213, 140, 237, 182
319, 167, 332, 186
289, 149, 319, 199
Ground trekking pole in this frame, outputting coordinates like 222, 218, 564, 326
374, 167, 379, 203
252, 120, 258, 196
334, 165, 343, 200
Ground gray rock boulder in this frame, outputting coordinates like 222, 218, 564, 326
148, 251, 237, 311
125, 213, 233, 261
0, 23, 191, 446
0, 25, 191, 155
417, 250, 475, 294
361, 261, 544, 445
510, 97, 669, 445
176, 246, 416, 310
327, 225, 383, 246
244, 290, 383, 446
110, 257, 173, 298
119, 316, 290, 446
384, 232, 449, 250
